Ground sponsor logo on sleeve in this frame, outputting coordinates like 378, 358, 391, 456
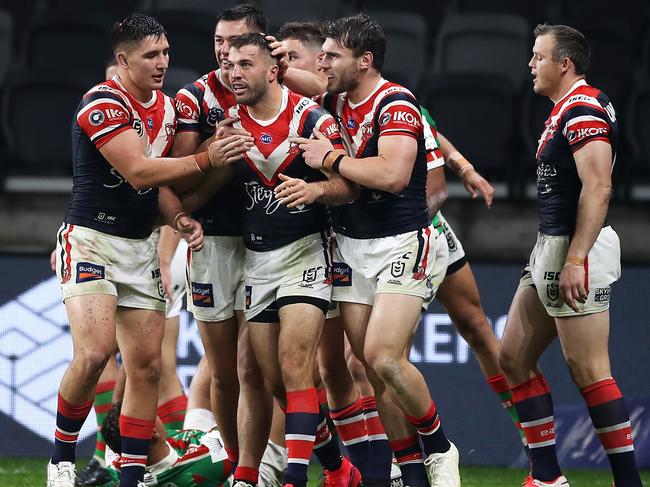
191, 282, 214, 307
380, 112, 392, 126
392, 110, 421, 128
76, 262, 105, 283
332, 262, 352, 287
566, 126, 608, 144
89, 110, 105, 126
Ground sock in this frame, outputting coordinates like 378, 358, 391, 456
157, 394, 188, 432
511, 374, 561, 482
313, 407, 343, 472
487, 374, 528, 450
226, 447, 240, 472
317, 386, 328, 409
118, 415, 154, 487
404, 401, 450, 456
581, 378, 642, 487
390, 436, 428, 487
284, 388, 319, 487
182, 407, 216, 431
331, 397, 370, 477
234, 465, 259, 485
52, 394, 94, 464
361, 396, 393, 482
93, 380, 116, 465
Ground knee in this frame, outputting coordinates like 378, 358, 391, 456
127, 356, 161, 388
454, 314, 493, 349
364, 348, 400, 385
211, 366, 239, 393
498, 347, 518, 378
71, 348, 113, 380
346, 353, 368, 385
318, 356, 347, 389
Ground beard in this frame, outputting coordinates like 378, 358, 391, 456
235, 80, 266, 106
328, 64, 361, 94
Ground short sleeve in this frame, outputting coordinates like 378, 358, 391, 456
175, 81, 203, 132
560, 97, 613, 153
76, 90, 132, 149
377, 93, 423, 140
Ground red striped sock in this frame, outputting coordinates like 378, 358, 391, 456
157, 394, 187, 432
331, 397, 369, 477
405, 400, 450, 455
234, 465, 259, 484
284, 388, 319, 487
581, 378, 642, 486
390, 436, 427, 487
119, 414, 155, 486
52, 394, 93, 464
361, 396, 392, 481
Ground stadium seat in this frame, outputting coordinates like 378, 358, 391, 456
260, 0, 343, 33
449, 0, 557, 26
433, 13, 530, 90
422, 73, 517, 182
520, 87, 553, 157
20, 13, 110, 80
0, 9, 11, 86
355, 0, 452, 32
153, 10, 217, 75
149, 0, 242, 13
162, 66, 200, 98
366, 10, 428, 94
44, 0, 140, 19
0, 0, 40, 48
559, 0, 649, 40
625, 81, 650, 185
1, 71, 94, 176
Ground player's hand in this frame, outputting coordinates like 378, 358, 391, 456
49, 249, 57, 272
215, 116, 250, 139
461, 167, 495, 208
265, 35, 289, 81
289, 128, 335, 170
559, 262, 588, 312
208, 134, 254, 168
175, 215, 204, 251
274, 173, 322, 207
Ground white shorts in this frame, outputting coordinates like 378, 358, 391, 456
244, 232, 332, 323
332, 225, 448, 306
55, 223, 165, 312
166, 238, 188, 319
519, 226, 621, 317
187, 236, 245, 322
433, 211, 466, 274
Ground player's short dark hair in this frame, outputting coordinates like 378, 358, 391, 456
277, 21, 325, 50
101, 401, 123, 455
111, 13, 167, 54
229, 32, 274, 59
216, 4, 268, 33
324, 13, 385, 70
534, 23, 590, 75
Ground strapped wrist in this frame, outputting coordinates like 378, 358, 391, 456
565, 254, 585, 267
172, 211, 188, 230
194, 152, 210, 173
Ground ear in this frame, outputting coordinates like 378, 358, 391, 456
268, 63, 279, 82
116, 51, 129, 69
560, 57, 572, 74
359, 51, 373, 71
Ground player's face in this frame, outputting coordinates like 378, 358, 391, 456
284, 38, 321, 74
229, 45, 273, 106
214, 19, 251, 70
529, 34, 563, 97
120, 35, 169, 92
320, 38, 360, 93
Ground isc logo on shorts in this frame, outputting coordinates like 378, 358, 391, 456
76, 262, 105, 283
191, 282, 214, 307
332, 262, 352, 287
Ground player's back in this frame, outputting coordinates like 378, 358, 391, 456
67, 76, 176, 239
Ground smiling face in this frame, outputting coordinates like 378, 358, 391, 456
228, 44, 276, 106
117, 34, 169, 92
319, 38, 361, 94
529, 33, 564, 97
214, 19, 251, 71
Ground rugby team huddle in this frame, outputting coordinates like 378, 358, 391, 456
46, 4, 643, 487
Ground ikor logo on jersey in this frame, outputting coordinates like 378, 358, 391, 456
331, 262, 352, 287
76, 262, 105, 283
88, 110, 105, 126
191, 282, 214, 307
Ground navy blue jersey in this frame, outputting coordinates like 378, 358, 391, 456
231, 88, 343, 251
175, 69, 242, 236
536, 80, 618, 235
66, 76, 176, 239
319, 79, 429, 239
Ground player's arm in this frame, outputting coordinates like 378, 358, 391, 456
157, 225, 182, 299
426, 166, 448, 220
275, 170, 359, 208
438, 131, 494, 208
559, 140, 613, 311
158, 186, 204, 251
99, 130, 251, 190
267, 35, 327, 97
169, 130, 205, 194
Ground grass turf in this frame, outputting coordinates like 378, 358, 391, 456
2, 458, 649, 487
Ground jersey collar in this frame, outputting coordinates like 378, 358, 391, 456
554, 78, 587, 106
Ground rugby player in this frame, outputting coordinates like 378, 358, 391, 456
47, 13, 249, 487
499, 24, 642, 487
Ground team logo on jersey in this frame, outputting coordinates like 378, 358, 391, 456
146, 118, 154, 130
346, 118, 357, 129
361, 122, 374, 141
133, 119, 144, 137
391, 261, 406, 278
207, 107, 224, 126
76, 262, 105, 283
380, 112, 392, 126
191, 282, 214, 307
165, 123, 176, 142
332, 262, 352, 287
288, 141, 301, 154
302, 266, 322, 285
259, 133, 273, 144
88, 110, 105, 126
